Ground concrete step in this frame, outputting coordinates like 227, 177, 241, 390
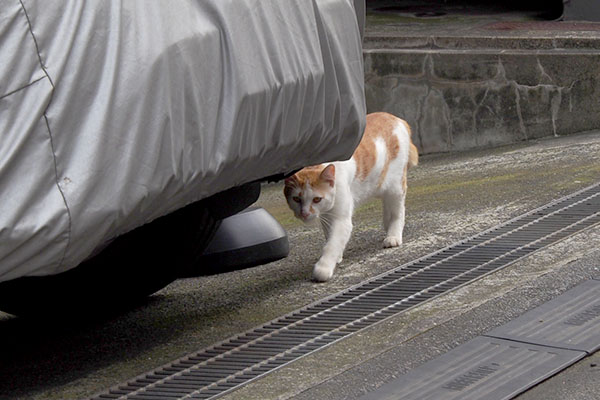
363, 1, 600, 154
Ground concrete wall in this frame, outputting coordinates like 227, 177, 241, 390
364, 48, 600, 154
563, 0, 600, 22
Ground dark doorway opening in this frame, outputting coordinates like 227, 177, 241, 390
368, 0, 564, 21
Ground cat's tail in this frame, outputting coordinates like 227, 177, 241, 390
408, 141, 419, 168
400, 118, 419, 168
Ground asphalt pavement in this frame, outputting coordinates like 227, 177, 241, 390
3, 3, 600, 399
1, 130, 599, 400
222, 130, 600, 400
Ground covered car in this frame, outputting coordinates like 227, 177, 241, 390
0, 0, 365, 314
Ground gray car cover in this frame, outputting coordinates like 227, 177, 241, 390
0, 0, 366, 282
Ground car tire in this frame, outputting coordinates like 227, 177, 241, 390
0, 182, 260, 317
0, 201, 219, 317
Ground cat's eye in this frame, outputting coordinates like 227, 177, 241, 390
292, 196, 301, 203
313, 197, 322, 203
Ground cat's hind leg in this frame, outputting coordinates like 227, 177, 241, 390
382, 187, 406, 248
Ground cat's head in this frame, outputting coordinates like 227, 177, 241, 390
284, 164, 336, 224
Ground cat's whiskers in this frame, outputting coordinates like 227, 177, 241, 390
319, 215, 333, 230
319, 213, 339, 227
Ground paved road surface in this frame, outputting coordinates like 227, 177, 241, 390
1, 131, 599, 399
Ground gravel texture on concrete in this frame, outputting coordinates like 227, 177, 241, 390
1, 130, 599, 400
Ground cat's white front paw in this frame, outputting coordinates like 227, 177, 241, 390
383, 236, 402, 248
312, 260, 335, 282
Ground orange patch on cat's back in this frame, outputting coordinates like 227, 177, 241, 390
353, 112, 402, 181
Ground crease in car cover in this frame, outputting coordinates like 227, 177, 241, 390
0, 0, 366, 283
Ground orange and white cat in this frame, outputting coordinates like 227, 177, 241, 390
284, 112, 419, 282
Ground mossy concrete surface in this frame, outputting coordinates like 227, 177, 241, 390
2, 131, 598, 400
221, 137, 600, 400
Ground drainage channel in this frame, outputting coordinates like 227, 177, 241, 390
92, 182, 600, 400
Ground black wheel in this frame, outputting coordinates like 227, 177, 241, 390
0, 182, 261, 317
0, 201, 219, 317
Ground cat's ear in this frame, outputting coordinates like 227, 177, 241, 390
284, 175, 298, 197
320, 164, 335, 187
284, 174, 299, 187
284, 175, 300, 197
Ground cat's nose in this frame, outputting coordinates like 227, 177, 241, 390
301, 210, 310, 218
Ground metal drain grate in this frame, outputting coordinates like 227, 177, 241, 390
93, 182, 600, 400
